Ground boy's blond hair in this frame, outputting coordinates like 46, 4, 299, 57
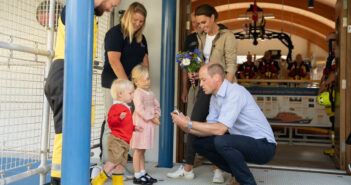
131, 64, 149, 83
121, 2, 147, 44
110, 79, 134, 100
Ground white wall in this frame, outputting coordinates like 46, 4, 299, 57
114, 0, 164, 162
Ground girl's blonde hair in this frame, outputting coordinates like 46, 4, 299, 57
131, 64, 149, 83
110, 79, 134, 100
121, 2, 147, 44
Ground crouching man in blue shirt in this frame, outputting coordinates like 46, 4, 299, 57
171, 62, 276, 185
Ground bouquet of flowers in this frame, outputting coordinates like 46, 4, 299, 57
176, 48, 202, 87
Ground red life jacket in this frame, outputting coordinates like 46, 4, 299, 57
288, 63, 306, 78
242, 62, 256, 78
260, 60, 277, 74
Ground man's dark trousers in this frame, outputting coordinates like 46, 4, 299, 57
193, 134, 276, 185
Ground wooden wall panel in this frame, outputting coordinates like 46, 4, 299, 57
345, 0, 351, 174
176, 0, 191, 163
334, 0, 347, 170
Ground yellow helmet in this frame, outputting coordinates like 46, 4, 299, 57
318, 91, 331, 107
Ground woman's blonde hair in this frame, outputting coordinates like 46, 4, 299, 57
121, 2, 147, 44
110, 79, 134, 100
131, 64, 149, 83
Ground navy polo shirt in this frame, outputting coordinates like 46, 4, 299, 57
101, 24, 148, 88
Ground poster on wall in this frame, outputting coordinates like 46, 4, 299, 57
247, 87, 331, 128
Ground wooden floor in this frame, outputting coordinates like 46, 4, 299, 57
267, 144, 337, 170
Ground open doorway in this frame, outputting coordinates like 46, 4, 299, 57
175, 0, 350, 173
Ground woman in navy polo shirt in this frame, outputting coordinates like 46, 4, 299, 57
102, 2, 149, 89
99, 1, 148, 179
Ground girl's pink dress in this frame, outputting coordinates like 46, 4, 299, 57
130, 88, 161, 149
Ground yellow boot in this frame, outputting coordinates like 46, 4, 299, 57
112, 173, 124, 185
91, 170, 108, 185
324, 130, 335, 157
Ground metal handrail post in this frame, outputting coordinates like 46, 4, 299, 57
39, 0, 56, 184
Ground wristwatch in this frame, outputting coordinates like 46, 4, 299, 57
187, 121, 193, 130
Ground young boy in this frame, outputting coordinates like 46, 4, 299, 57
92, 79, 143, 185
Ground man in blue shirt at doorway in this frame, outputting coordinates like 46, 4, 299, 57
171, 62, 276, 185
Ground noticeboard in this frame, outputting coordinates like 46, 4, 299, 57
246, 87, 332, 128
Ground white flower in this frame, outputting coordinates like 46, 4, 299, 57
181, 58, 191, 66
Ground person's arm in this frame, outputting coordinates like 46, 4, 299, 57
142, 36, 149, 70
318, 72, 336, 94
223, 33, 237, 82
107, 105, 123, 127
190, 121, 228, 136
322, 72, 336, 87
181, 69, 189, 103
320, 73, 326, 84
171, 112, 228, 137
325, 72, 336, 84
226, 73, 234, 83
151, 97, 161, 125
142, 54, 149, 70
154, 95, 161, 117
107, 52, 128, 80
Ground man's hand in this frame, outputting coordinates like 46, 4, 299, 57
171, 112, 190, 132
135, 125, 143, 132
120, 112, 126, 120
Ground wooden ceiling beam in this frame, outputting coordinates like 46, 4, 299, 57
191, 0, 335, 21
217, 8, 334, 37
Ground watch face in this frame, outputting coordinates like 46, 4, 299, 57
36, 0, 63, 30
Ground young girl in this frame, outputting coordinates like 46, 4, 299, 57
92, 79, 142, 185
130, 65, 161, 184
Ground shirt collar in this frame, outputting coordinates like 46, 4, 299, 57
215, 79, 229, 98
113, 100, 130, 110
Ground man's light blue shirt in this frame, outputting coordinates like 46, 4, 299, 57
206, 79, 276, 144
